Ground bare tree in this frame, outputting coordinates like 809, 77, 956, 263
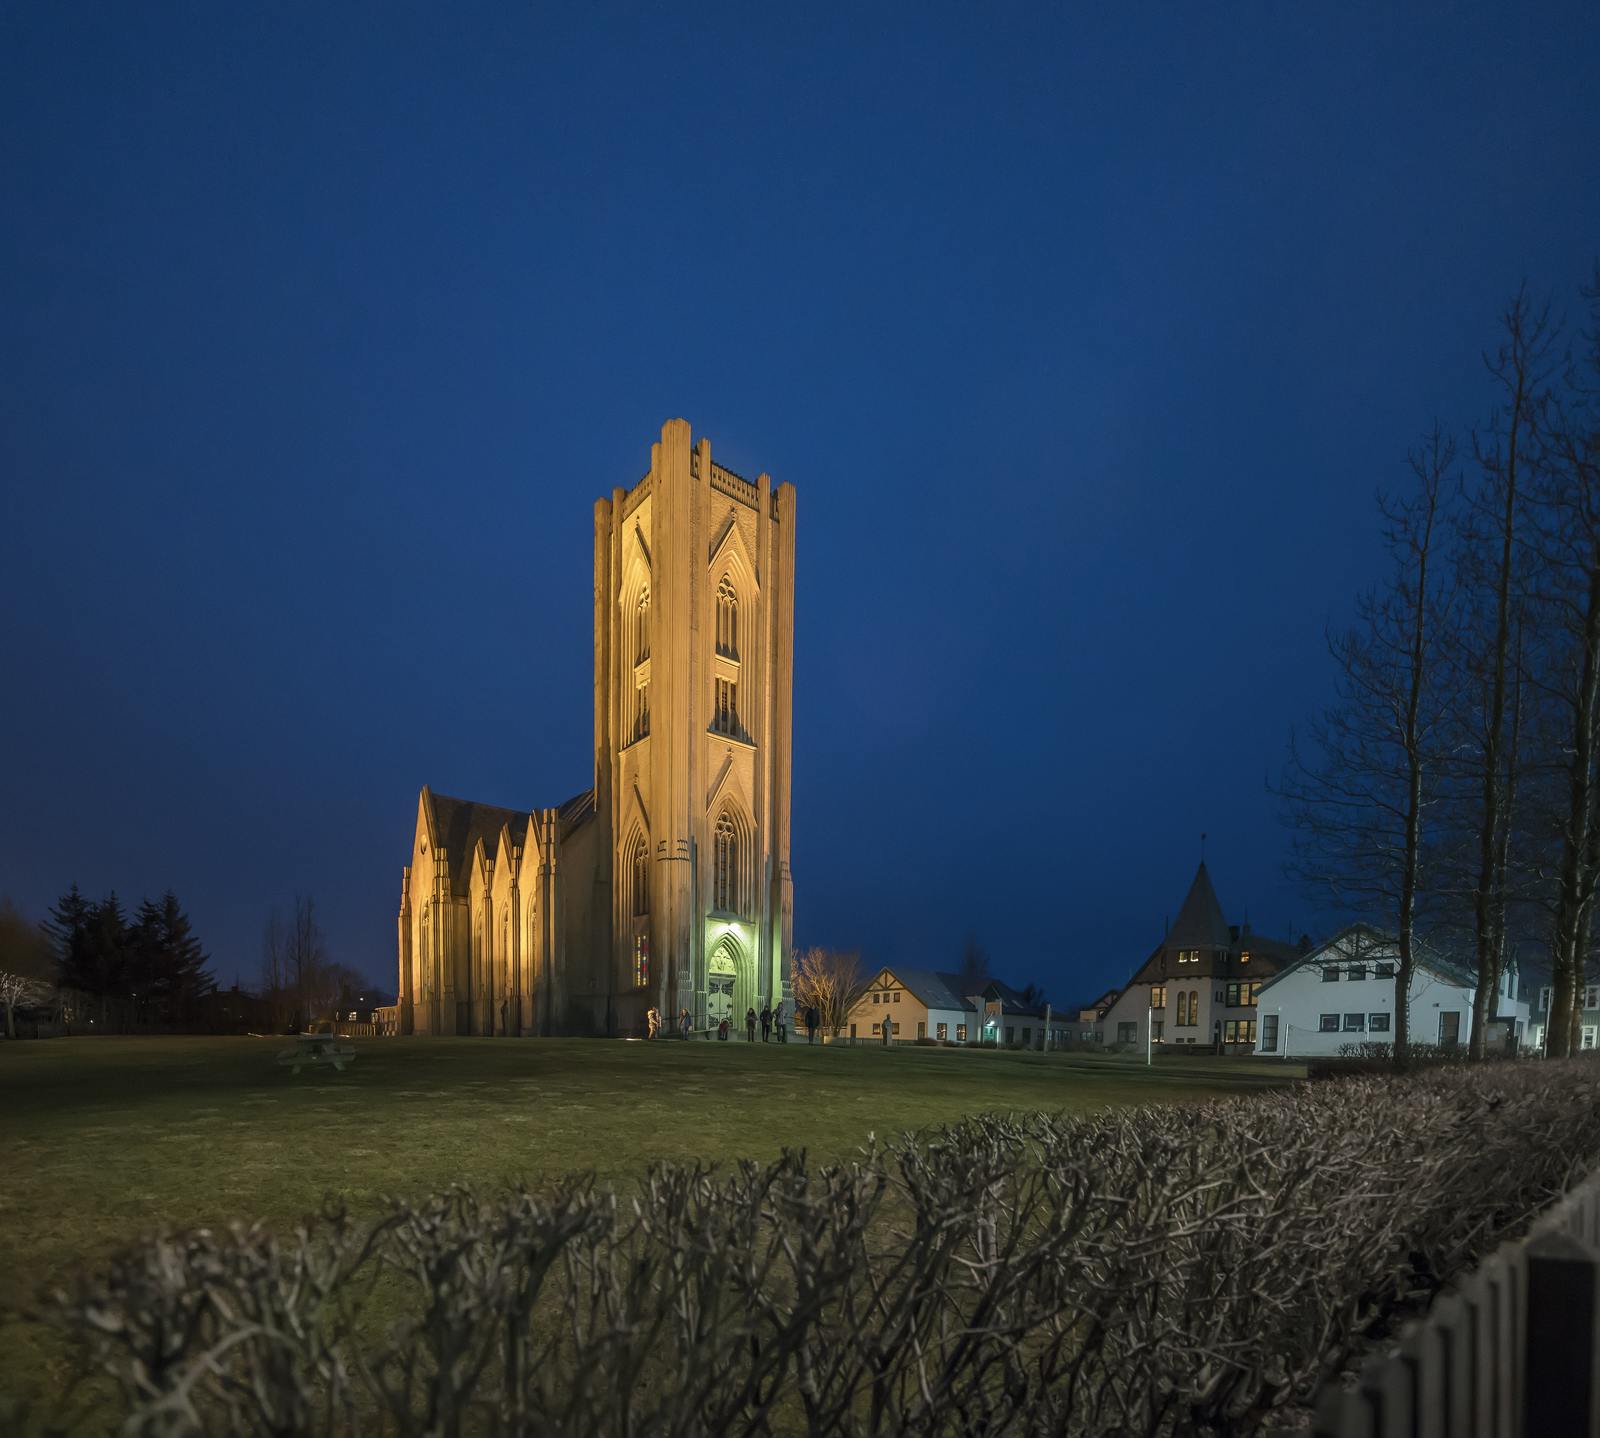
790, 947, 862, 1038
288, 896, 331, 1029
259, 906, 292, 1031
1445, 291, 1557, 1056
1526, 271, 1600, 1056
957, 933, 989, 997
1278, 432, 1458, 1066
0, 969, 46, 1038
0, 897, 54, 1037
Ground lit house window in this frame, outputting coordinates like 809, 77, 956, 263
1150, 986, 1166, 1009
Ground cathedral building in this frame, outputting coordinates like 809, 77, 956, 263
397, 419, 797, 1037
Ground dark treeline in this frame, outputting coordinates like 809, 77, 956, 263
1281, 269, 1600, 1062
42, 884, 214, 1031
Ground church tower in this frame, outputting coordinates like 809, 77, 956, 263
593, 419, 797, 1036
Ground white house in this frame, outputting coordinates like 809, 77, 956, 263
1252, 924, 1528, 1057
1524, 976, 1600, 1053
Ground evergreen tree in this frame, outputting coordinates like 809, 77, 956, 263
42, 883, 93, 989
153, 891, 213, 1020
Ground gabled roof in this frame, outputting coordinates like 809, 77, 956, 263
1256, 922, 1477, 995
881, 967, 979, 1014
558, 789, 597, 834
982, 978, 1049, 1018
1168, 861, 1233, 950
428, 792, 531, 895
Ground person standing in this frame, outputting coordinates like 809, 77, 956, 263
773, 1002, 787, 1043
646, 1006, 660, 1040
806, 1005, 820, 1044
678, 1007, 691, 1040
760, 1004, 772, 1042
745, 1007, 758, 1043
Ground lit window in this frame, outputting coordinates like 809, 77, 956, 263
936, 1022, 947, 1040
1150, 986, 1166, 1009
632, 935, 649, 989
1240, 951, 1250, 964
956, 1024, 967, 1042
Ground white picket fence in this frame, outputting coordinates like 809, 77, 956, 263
1313, 1164, 1600, 1437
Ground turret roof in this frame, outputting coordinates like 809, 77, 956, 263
1167, 861, 1233, 950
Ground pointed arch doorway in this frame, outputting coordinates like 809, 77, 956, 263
707, 934, 754, 1035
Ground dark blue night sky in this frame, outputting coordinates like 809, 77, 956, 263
3, 3, 1597, 1001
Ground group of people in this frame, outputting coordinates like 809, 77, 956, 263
643, 1002, 826, 1043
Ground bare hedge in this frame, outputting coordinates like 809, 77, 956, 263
40, 1061, 1600, 1436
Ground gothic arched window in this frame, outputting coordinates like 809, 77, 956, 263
716, 576, 738, 658
636, 587, 651, 665
626, 579, 651, 743
714, 812, 738, 914
630, 831, 650, 916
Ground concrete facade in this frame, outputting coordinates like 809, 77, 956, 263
397, 419, 796, 1037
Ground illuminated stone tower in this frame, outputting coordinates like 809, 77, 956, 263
593, 419, 797, 1035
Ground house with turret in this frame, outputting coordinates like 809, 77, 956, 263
1097, 862, 1305, 1051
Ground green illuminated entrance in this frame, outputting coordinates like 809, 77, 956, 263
707, 946, 736, 1029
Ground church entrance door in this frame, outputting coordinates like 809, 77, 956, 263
707, 947, 737, 1031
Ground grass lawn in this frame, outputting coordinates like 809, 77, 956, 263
0, 1035, 1303, 1412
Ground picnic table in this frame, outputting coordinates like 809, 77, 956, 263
276, 1032, 357, 1074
